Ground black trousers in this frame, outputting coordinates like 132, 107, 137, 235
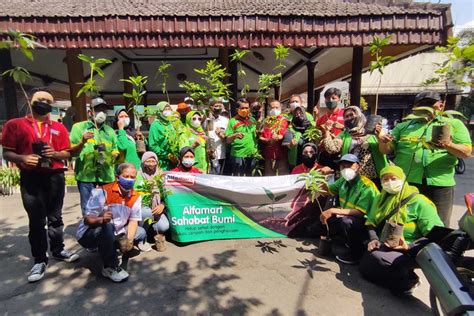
412, 181, 454, 227
20, 171, 66, 264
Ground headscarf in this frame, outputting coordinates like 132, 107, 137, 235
291, 106, 311, 132
179, 146, 195, 161
139, 151, 159, 181
302, 142, 318, 155
367, 165, 419, 226
113, 109, 136, 138
156, 101, 171, 122
344, 106, 367, 136
185, 111, 205, 136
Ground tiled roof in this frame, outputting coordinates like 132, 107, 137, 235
0, 0, 448, 17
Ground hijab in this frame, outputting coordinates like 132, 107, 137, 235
185, 111, 206, 136
156, 101, 171, 122
139, 151, 159, 181
113, 109, 136, 138
369, 165, 419, 226
344, 106, 367, 136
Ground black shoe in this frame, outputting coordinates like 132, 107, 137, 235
335, 253, 360, 265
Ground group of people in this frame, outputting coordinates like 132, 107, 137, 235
1, 86, 471, 294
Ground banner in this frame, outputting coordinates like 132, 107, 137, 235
164, 172, 309, 242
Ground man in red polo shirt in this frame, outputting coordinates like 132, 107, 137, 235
2, 88, 79, 283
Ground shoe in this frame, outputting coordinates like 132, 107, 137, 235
137, 242, 152, 252
154, 234, 167, 252
335, 253, 359, 265
86, 247, 98, 253
401, 281, 422, 296
101, 266, 129, 282
53, 249, 79, 263
28, 262, 47, 283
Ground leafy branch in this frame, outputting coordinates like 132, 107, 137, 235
297, 169, 328, 211
368, 35, 395, 114
273, 44, 289, 100
257, 73, 281, 102
230, 49, 250, 96
156, 61, 171, 103
179, 59, 232, 107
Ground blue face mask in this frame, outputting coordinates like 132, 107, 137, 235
118, 176, 135, 191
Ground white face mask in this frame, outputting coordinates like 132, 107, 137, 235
269, 108, 281, 116
191, 120, 202, 128
162, 110, 172, 118
123, 117, 130, 127
290, 102, 300, 110
182, 158, 195, 168
382, 179, 405, 194
341, 168, 357, 181
95, 111, 107, 124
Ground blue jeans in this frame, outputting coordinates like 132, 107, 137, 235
230, 157, 256, 176
210, 158, 226, 175
78, 223, 147, 268
141, 206, 170, 233
77, 181, 98, 216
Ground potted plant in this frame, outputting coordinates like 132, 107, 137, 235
0, 167, 20, 195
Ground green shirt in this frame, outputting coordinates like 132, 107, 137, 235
70, 121, 118, 183
287, 127, 302, 166
328, 175, 379, 215
116, 129, 141, 170
148, 118, 177, 171
225, 117, 258, 158
391, 117, 471, 186
366, 194, 443, 244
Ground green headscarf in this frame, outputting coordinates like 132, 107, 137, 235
368, 165, 419, 226
156, 101, 171, 122
185, 111, 205, 134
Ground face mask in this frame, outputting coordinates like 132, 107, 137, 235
191, 119, 201, 128
182, 158, 195, 168
238, 109, 249, 118
269, 109, 281, 116
344, 117, 358, 130
122, 117, 130, 127
118, 176, 135, 191
325, 100, 339, 109
382, 179, 405, 194
341, 168, 357, 181
95, 111, 107, 124
32, 101, 53, 115
213, 108, 222, 115
290, 102, 300, 111
162, 110, 172, 118
302, 155, 317, 168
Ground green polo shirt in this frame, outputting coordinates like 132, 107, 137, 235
70, 121, 118, 183
116, 129, 141, 170
225, 117, 258, 158
328, 175, 379, 215
366, 194, 443, 244
391, 117, 471, 187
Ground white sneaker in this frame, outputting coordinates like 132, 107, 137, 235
53, 249, 79, 263
136, 242, 152, 252
28, 262, 47, 283
101, 266, 129, 282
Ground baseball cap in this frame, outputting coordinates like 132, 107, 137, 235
414, 91, 441, 106
336, 154, 360, 164
91, 97, 107, 108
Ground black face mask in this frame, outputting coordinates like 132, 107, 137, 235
292, 116, 310, 130
32, 101, 52, 116
213, 108, 222, 115
344, 117, 358, 130
302, 155, 317, 168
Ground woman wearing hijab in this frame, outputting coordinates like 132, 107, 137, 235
321, 106, 388, 185
171, 146, 203, 174
287, 106, 312, 169
134, 151, 169, 252
179, 111, 209, 173
113, 109, 141, 170
360, 165, 443, 295
291, 143, 333, 175
148, 101, 179, 171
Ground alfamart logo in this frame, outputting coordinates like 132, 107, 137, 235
165, 173, 196, 186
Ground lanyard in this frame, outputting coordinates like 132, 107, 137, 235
29, 116, 52, 143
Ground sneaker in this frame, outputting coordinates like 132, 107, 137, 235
136, 242, 152, 252
53, 249, 79, 263
335, 253, 359, 265
401, 281, 422, 296
28, 262, 47, 283
101, 266, 129, 282
154, 234, 167, 252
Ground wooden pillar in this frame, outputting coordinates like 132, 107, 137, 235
307, 61, 317, 113
228, 49, 238, 116
122, 61, 133, 106
273, 85, 280, 102
66, 49, 87, 122
0, 49, 19, 119
350, 46, 363, 108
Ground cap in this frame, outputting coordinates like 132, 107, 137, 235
414, 91, 441, 105
184, 97, 194, 104
91, 97, 107, 108
177, 102, 190, 110
336, 154, 360, 164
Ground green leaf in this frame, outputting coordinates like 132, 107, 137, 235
274, 194, 287, 202
443, 110, 467, 119
78, 54, 93, 64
